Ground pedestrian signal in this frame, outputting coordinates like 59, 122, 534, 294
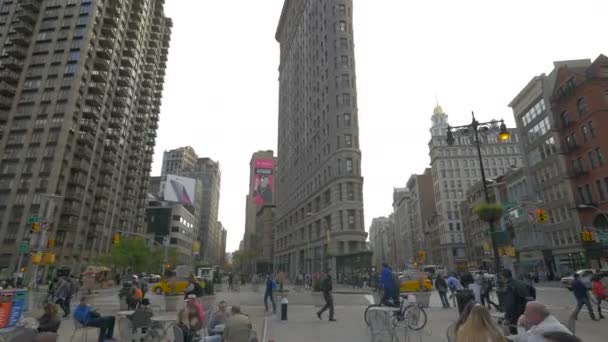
581, 230, 596, 242
47, 239, 55, 248
31, 222, 40, 233
113, 233, 120, 245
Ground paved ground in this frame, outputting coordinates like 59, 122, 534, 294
14, 283, 608, 341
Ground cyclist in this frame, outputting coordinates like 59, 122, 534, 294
379, 263, 397, 306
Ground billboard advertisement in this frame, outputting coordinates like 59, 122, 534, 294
252, 158, 274, 207
163, 174, 196, 206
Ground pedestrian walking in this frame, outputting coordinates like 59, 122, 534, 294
378, 263, 396, 305
228, 273, 234, 290
591, 275, 606, 319
481, 277, 499, 310
503, 269, 535, 333
264, 274, 276, 313
447, 273, 463, 307
571, 273, 599, 321
53, 276, 73, 317
316, 270, 336, 321
435, 274, 450, 308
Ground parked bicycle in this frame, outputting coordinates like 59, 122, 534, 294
364, 293, 427, 330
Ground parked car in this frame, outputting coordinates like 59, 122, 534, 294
560, 269, 608, 290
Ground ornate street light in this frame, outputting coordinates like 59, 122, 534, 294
446, 112, 511, 274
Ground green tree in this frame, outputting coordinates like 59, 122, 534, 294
473, 203, 503, 222
97, 237, 180, 274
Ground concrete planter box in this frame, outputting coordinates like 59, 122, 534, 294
312, 292, 324, 307
165, 295, 182, 312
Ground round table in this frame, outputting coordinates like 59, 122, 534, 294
116, 310, 135, 316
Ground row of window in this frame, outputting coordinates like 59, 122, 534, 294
577, 177, 608, 205
571, 148, 606, 174
521, 99, 546, 127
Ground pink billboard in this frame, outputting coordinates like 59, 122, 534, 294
252, 159, 274, 207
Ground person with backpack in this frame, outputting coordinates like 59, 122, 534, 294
502, 269, 535, 333
264, 274, 276, 313
73, 296, 116, 342
316, 270, 336, 321
53, 276, 73, 317
184, 274, 203, 300
435, 274, 450, 308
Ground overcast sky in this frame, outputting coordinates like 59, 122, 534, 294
154, 0, 606, 252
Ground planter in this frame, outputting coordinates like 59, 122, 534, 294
312, 292, 324, 307
165, 295, 182, 312
201, 294, 216, 312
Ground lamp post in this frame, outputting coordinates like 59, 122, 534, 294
446, 111, 511, 274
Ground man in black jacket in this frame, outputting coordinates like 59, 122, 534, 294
502, 269, 532, 332
434, 275, 450, 308
317, 270, 336, 321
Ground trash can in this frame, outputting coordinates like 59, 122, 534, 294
455, 289, 474, 315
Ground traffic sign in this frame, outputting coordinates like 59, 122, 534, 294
18, 241, 29, 255
28, 216, 39, 224
162, 236, 170, 247
41, 220, 49, 229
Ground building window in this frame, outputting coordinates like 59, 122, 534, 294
340, 55, 348, 68
589, 151, 598, 169
339, 37, 348, 49
344, 134, 352, 147
344, 113, 351, 126
338, 4, 346, 15
576, 97, 588, 116
347, 182, 354, 200
597, 180, 606, 202
345, 158, 353, 173
338, 21, 346, 32
560, 111, 571, 128
588, 121, 596, 138
596, 148, 605, 166
582, 125, 590, 143
347, 210, 356, 229
338, 183, 343, 201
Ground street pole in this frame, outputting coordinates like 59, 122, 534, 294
472, 118, 502, 274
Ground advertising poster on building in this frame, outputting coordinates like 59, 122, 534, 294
252, 158, 274, 207
163, 174, 196, 206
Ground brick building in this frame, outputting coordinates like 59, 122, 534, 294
552, 54, 608, 268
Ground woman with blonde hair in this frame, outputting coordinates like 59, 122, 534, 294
456, 304, 506, 342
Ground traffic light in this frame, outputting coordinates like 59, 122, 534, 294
418, 251, 426, 262
46, 239, 55, 248
31, 222, 40, 233
536, 209, 548, 223
581, 230, 596, 242
113, 233, 120, 245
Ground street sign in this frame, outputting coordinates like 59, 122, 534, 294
41, 220, 49, 229
162, 236, 170, 247
28, 216, 39, 224
18, 241, 29, 255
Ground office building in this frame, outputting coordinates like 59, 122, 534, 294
274, 0, 368, 279
406, 169, 436, 265
509, 59, 591, 276
0, 0, 171, 274
391, 187, 411, 268
369, 217, 391, 269
146, 198, 196, 266
428, 105, 522, 270
551, 55, 608, 269
159, 147, 222, 266
219, 222, 227, 267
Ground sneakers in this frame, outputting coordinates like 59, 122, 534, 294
317, 312, 322, 320
329, 318, 337, 322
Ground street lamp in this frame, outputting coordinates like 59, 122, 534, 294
446, 111, 511, 274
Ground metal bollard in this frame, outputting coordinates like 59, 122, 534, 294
280, 297, 288, 320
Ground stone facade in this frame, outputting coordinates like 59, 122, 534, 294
274, 0, 367, 278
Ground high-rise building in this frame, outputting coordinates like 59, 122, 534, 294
391, 187, 410, 268
406, 169, 436, 264
369, 217, 391, 268
161, 146, 198, 176
218, 222, 227, 267
551, 55, 608, 269
241, 151, 276, 274
0, 0, 171, 274
159, 147, 222, 266
428, 105, 523, 270
146, 198, 196, 266
274, 0, 368, 279
509, 59, 591, 276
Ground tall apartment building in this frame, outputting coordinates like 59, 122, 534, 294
0, 0, 171, 274
160, 147, 222, 266
274, 0, 368, 279
242, 150, 276, 274
391, 187, 410, 268
428, 105, 523, 270
369, 217, 391, 268
406, 169, 436, 265
218, 222, 226, 267
509, 59, 591, 276
551, 55, 608, 270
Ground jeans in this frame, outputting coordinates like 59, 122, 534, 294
317, 292, 334, 319
55, 298, 70, 316
438, 291, 450, 308
596, 296, 605, 317
87, 316, 116, 342
264, 291, 276, 313
572, 297, 596, 320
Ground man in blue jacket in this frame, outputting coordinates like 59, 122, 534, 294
379, 263, 396, 306
74, 296, 116, 341
571, 273, 598, 321
264, 274, 276, 313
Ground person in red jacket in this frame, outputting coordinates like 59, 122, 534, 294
591, 275, 606, 319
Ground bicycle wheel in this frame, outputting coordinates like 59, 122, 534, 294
404, 304, 427, 331
364, 304, 383, 326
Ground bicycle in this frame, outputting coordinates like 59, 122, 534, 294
364, 294, 427, 330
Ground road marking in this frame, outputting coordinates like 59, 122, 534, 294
262, 317, 268, 342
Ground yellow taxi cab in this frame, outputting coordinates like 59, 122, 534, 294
151, 277, 205, 295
